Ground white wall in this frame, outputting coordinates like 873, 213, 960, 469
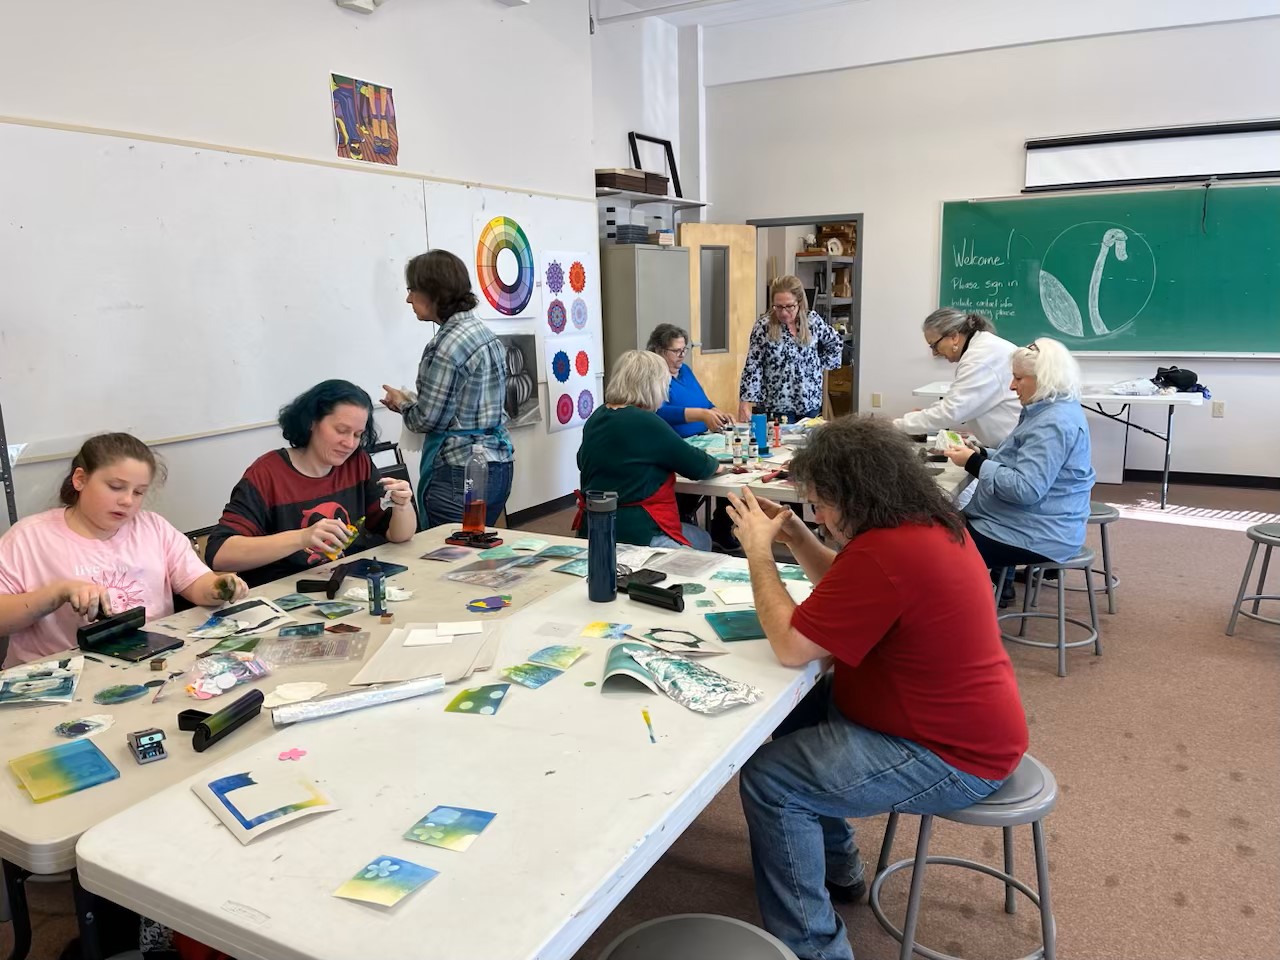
591, 17, 680, 171
705, 19, 1280, 478
702, 0, 1280, 86
0, 0, 593, 199
0, 0, 600, 533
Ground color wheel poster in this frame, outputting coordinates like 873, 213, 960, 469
473, 213, 540, 320
543, 335, 597, 433
540, 251, 592, 337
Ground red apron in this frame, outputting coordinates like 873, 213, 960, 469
572, 474, 689, 547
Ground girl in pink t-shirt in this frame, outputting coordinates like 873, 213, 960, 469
0, 433, 250, 667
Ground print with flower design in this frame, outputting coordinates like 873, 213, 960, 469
404, 806, 496, 852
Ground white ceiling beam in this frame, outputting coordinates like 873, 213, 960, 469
597, 0, 742, 26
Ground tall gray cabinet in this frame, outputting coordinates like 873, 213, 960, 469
599, 244, 691, 377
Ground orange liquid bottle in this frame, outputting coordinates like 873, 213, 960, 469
462, 443, 488, 533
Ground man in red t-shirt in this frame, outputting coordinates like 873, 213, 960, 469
726, 417, 1027, 960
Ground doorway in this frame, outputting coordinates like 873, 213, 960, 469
748, 214, 863, 417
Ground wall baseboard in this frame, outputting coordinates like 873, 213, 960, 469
1122, 470, 1280, 490
506, 493, 577, 529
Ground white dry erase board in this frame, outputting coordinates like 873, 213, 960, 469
0, 122, 427, 442
0, 122, 605, 445
0, 121, 603, 523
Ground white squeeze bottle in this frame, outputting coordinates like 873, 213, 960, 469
732, 434, 743, 466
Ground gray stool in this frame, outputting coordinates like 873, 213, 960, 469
997, 549, 1100, 678
598, 914, 797, 960
869, 754, 1058, 960
1063, 502, 1120, 614
1226, 522, 1280, 636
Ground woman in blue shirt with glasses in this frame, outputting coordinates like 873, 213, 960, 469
648, 323, 733, 437
647, 323, 737, 548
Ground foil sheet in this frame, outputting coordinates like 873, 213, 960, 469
628, 648, 763, 714
271, 674, 444, 726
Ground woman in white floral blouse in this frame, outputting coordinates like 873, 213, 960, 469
737, 275, 844, 423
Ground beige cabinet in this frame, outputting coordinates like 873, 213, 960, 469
599, 244, 691, 378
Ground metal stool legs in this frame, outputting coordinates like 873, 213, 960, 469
1000, 563, 1100, 678
869, 815, 1056, 960
1227, 541, 1280, 635
1252, 542, 1273, 616
1099, 524, 1117, 614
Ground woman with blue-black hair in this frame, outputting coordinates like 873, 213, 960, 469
205, 379, 416, 586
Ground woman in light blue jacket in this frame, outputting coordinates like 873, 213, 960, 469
944, 338, 1094, 598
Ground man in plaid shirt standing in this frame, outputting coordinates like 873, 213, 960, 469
382, 250, 514, 528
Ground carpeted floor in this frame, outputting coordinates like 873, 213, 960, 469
4, 481, 1278, 960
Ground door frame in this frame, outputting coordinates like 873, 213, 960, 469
747, 213, 864, 416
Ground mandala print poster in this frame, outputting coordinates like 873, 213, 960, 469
542, 334, 597, 433
539, 251, 592, 338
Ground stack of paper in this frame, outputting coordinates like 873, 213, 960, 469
349, 622, 501, 686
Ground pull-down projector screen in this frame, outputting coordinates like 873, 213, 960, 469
1025, 123, 1280, 191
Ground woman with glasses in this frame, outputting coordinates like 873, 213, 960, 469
894, 308, 1021, 447
647, 323, 737, 548
943, 338, 1095, 605
647, 323, 734, 437
737, 275, 843, 424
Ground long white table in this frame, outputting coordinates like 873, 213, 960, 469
912, 379, 1204, 509
60, 529, 818, 960
674, 441, 973, 511
1, 529, 594, 960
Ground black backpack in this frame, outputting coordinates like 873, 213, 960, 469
1153, 366, 1198, 391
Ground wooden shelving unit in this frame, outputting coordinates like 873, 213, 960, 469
794, 229, 862, 418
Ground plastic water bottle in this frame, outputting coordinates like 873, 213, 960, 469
462, 443, 488, 532
365, 559, 387, 617
585, 491, 618, 603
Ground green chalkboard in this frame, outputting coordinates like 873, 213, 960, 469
938, 185, 1280, 353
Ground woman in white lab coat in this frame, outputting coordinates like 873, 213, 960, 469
894, 309, 1022, 447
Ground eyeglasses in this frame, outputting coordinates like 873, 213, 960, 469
773, 302, 800, 313
664, 347, 687, 358
1025, 341, 1040, 353
928, 334, 949, 355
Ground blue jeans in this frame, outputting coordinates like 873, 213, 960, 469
740, 674, 1005, 960
423, 460, 513, 529
649, 523, 713, 552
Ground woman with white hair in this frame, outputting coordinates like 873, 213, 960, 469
894, 308, 1021, 447
944, 338, 1095, 600
577, 350, 723, 550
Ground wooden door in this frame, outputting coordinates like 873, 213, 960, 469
677, 223, 758, 412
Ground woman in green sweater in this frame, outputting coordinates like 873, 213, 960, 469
578, 350, 723, 550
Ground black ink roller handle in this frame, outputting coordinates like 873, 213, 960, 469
178, 689, 264, 753
295, 563, 349, 599
628, 582, 685, 613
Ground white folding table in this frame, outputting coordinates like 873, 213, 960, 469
674, 443, 973, 515
53, 529, 818, 960
0, 528, 658, 959
912, 380, 1204, 509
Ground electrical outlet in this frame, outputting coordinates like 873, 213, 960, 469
871, 393, 883, 408
1212, 400, 1225, 418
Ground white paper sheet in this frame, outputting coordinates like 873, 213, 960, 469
437, 622, 484, 637
404, 629, 451, 647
